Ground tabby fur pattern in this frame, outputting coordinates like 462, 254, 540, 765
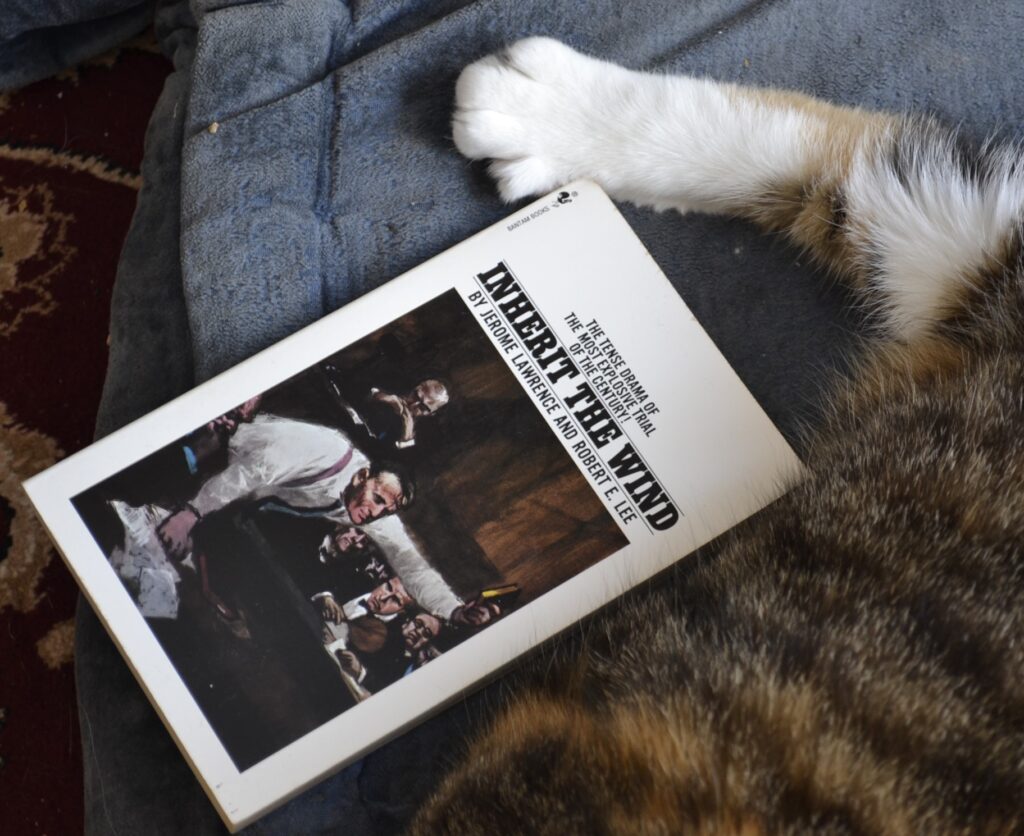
412, 38, 1024, 833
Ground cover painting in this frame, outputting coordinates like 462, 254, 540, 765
72, 287, 628, 770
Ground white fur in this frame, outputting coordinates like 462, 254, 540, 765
846, 140, 1024, 338
453, 38, 822, 213
454, 38, 1024, 342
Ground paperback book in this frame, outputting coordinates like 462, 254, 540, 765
24, 182, 801, 830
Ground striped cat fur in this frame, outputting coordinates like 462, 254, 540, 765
412, 38, 1024, 834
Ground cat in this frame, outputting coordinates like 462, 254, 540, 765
411, 38, 1024, 833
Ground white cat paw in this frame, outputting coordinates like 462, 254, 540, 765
453, 38, 617, 202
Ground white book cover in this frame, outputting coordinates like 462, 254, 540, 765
24, 181, 802, 831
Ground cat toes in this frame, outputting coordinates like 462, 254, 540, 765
453, 38, 592, 202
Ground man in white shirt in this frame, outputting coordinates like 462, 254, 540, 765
153, 413, 467, 620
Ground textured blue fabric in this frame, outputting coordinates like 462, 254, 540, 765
59, 0, 1024, 832
0, 1, 155, 90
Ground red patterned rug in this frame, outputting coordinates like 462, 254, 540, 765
0, 36, 171, 836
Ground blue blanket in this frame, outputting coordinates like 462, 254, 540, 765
7, 0, 1023, 832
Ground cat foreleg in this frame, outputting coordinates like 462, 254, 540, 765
454, 38, 1024, 342
453, 38, 876, 218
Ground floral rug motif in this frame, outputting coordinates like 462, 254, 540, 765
0, 37, 170, 836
